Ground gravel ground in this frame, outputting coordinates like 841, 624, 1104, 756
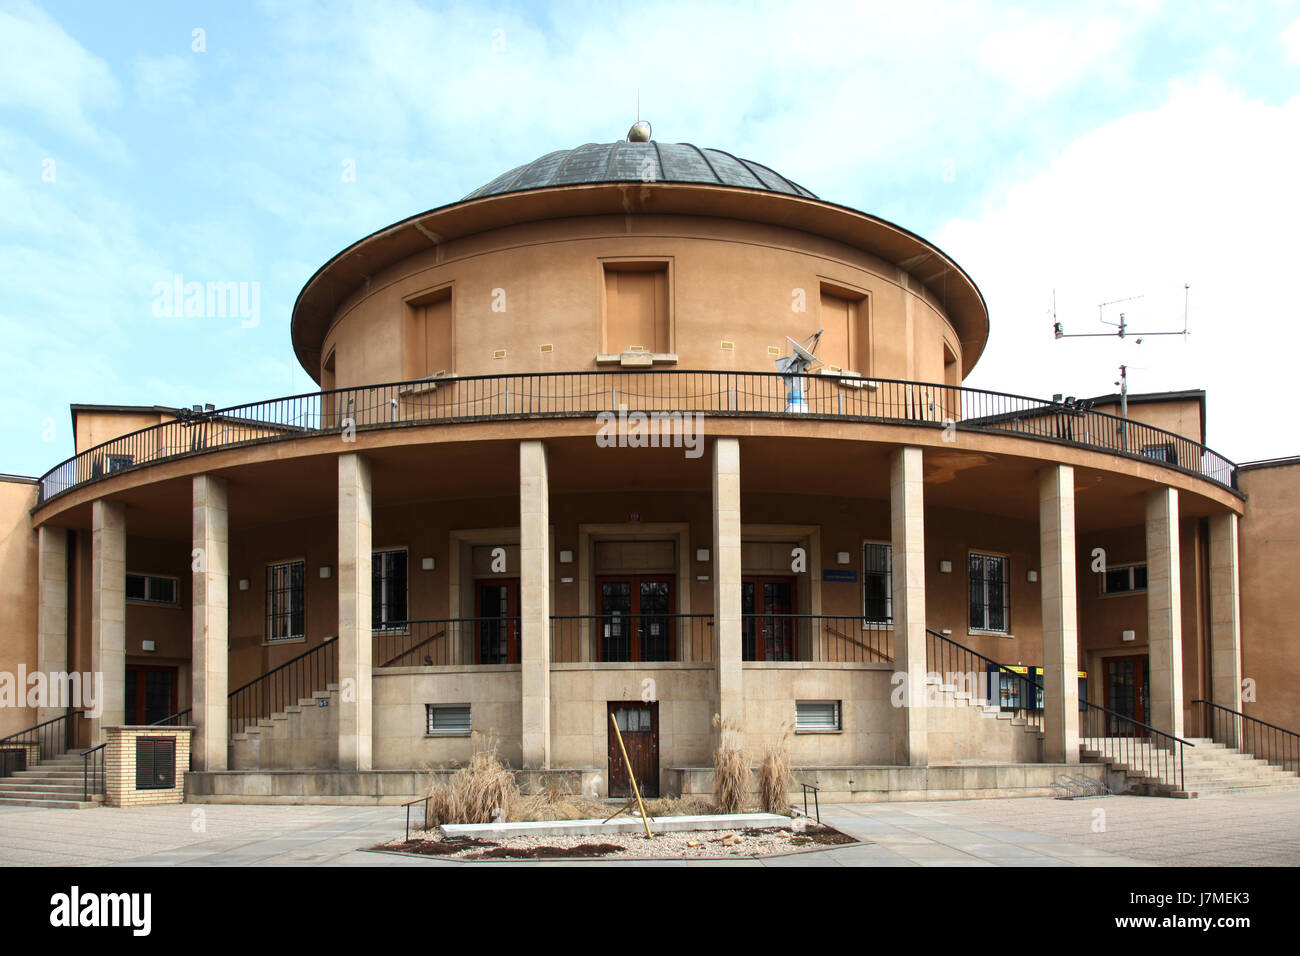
382, 823, 857, 860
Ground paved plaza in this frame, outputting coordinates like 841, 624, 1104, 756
0, 790, 1297, 867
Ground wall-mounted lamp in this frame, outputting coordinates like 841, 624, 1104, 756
696, 548, 710, 562
939, 560, 953, 574
421, 557, 436, 571
1026, 570, 1038, 583
836, 552, 851, 565
1122, 629, 1136, 642
559, 550, 574, 564
238, 578, 250, 591
319, 566, 332, 579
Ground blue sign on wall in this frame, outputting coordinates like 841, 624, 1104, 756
822, 570, 858, 583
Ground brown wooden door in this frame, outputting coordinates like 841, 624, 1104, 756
742, 576, 797, 661
608, 701, 659, 798
597, 576, 674, 662
476, 579, 519, 664
124, 665, 178, 725
1103, 655, 1150, 737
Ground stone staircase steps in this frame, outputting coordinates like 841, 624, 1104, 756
0, 752, 103, 808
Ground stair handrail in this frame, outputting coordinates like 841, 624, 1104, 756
1192, 698, 1300, 775
0, 710, 85, 762
82, 743, 105, 801
926, 628, 1195, 792
228, 635, 338, 737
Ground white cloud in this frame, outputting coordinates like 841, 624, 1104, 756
1282, 17, 1300, 61
938, 78, 1300, 463
0, 0, 120, 147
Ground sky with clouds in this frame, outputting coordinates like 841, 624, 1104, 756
1, 0, 1298, 479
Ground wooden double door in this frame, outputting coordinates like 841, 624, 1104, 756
475, 579, 520, 664
597, 575, 673, 662
1103, 655, 1150, 737
608, 701, 659, 798
124, 665, 178, 725
742, 576, 797, 661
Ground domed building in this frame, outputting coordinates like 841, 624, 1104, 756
2, 126, 1293, 806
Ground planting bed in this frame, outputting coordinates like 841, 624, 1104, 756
377, 822, 858, 860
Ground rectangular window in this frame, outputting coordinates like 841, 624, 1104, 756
862, 542, 892, 624
1140, 442, 1177, 464
372, 549, 409, 630
125, 573, 179, 606
818, 284, 869, 373
969, 552, 1010, 633
1102, 563, 1147, 595
795, 700, 841, 732
266, 560, 306, 643
426, 704, 471, 735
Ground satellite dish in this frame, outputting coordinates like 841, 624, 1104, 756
775, 329, 823, 412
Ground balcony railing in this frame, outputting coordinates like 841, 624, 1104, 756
551, 614, 716, 663
36, 369, 1239, 504
375, 617, 521, 667
742, 614, 892, 663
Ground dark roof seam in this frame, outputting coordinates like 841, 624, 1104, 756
651, 140, 665, 182
689, 143, 723, 183
709, 147, 768, 190
552, 144, 596, 183
604, 141, 620, 179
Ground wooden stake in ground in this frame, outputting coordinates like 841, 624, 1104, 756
609, 712, 654, 839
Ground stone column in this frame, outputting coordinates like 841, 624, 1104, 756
36, 526, 68, 723
1208, 512, 1243, 740
712, 438, 743, 738
192, 475, 229, 771
91, 499, 126, 742
890, 446, 927, 766
1146, 487, 1183, 738
338, 453, 373, 771
520, 440, 551, 769
1039, 465, 1080, 762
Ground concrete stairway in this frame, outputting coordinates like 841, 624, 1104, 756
229, 684, 340, 770
1080, 735, 1300, 797
926, 675, 1044, 764
0, 753, 104, 809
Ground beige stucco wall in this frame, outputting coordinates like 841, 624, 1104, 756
319, 214, 963, 390
0, 478, 39, 736
1239, 462, 1300, 732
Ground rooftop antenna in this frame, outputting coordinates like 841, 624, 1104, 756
1052, 284, 1191, 342
627, 92, 652, 142
775, 329, 824, 413
1052, 284, 1191, 448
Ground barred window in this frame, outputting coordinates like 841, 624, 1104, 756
372, 549, 409, 630
969, 552, 1010, 633
267, 560, 305, 642
862, 542, 892, 625
426, 704, 471, 735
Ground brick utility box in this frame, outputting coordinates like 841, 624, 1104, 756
104, 726, 193, 807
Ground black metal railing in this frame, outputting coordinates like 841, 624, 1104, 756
550, 614, 715, 663
149, 708, 193, 727
925, 629, 1044, 734
375, 617, 518, 667
35, 370, 1239, 504
82, 743, 105, 800
743, 614, 891, 663
1194, 699, 1300, 775
0, 710, 83, 762
1079, 700, 1192, 793
229, 637, 338, 737
926, 628, 1192, 791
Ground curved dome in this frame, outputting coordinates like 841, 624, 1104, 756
463, 141, 818, 201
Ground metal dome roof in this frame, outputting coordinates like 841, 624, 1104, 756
462, 141, 818, 201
